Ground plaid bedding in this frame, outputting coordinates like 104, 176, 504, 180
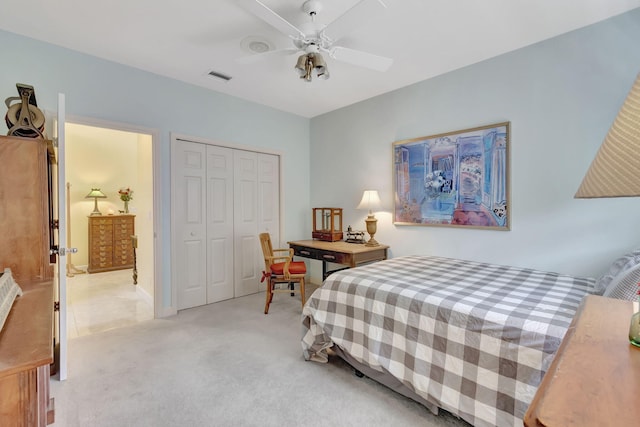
301, 255, 594, 427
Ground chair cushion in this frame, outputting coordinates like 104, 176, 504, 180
270, 261, 306, 275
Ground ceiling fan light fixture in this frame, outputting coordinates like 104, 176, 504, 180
294, 52, 329, 82
303, 54, 314, 82
243, 0, 392, 84
295, 54, 308, 76
313, 52, 326, 70
317, 69, 330, 80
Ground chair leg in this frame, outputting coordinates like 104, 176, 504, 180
299, 278, 306, 308
264, 281, 273, 314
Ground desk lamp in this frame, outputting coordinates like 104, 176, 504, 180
357, 190, 382, 246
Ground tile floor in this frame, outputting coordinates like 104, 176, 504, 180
66, 269, 154, 339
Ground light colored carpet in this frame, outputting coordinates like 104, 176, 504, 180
51, 286, 471, 427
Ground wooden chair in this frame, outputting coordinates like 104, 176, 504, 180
259, 232, 306, 314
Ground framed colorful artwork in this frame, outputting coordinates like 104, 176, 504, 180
393, 122, 510, 230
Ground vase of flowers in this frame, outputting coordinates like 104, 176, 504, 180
424, 170, 445, 199
118, 187, 133, 213
629, 282, 640, 347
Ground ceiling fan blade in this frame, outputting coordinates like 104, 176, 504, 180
236, 48, 300, 64
322, 0, 387, 43
330, 46, 393, 72
238, 0, 305, 40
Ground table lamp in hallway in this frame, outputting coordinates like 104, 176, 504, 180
85, 188, 107, 216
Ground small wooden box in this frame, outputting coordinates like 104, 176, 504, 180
312, 208, 343, 242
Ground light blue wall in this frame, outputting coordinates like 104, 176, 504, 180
0, 30, 310, 310
3, 8, 640, 295
310, 9, 640, 278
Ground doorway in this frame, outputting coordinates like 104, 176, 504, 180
65, 121, 155, 337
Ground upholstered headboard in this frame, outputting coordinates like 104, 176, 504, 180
603, 261, 640, 301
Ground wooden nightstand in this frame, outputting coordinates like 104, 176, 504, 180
524, 295, 640, 426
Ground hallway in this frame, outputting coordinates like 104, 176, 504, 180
67, 269, 153, 338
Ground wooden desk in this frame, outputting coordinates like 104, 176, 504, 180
0, 280, 55, 426
524, 295, 640, 427
288, 240, 389, 279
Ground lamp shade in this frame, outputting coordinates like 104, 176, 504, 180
357, 190, 381, 213
575, 73, 640, 198
85, 188, 106, 199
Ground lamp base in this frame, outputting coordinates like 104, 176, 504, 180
364, 215, 380, 247
365, 238, 379, 247
90, 197, 102, 216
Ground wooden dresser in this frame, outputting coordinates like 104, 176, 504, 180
524, 295, 640, 426
87, 214, 136, 273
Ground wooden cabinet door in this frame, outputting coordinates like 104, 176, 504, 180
113, 216, 135, 268
88, 217, 114, 272
0, 136, 53, 282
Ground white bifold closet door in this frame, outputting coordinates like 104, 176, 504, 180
172, 139, 279, 311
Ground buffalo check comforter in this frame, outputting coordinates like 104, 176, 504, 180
301, 255, 594, 427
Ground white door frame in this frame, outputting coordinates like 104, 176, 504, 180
56, 94, 68, 380
65, 115, 165, 318
170, 132, 285, 311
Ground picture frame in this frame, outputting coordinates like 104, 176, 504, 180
393, 122, 510, 230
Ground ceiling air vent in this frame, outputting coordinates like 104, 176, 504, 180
208, 70, 232, 82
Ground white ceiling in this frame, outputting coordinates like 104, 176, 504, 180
1, 0, 639, 118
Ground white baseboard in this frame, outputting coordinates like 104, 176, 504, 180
157, 306, 177, 317
136, 284, 153, 308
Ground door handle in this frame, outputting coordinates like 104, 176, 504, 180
51, 247, 78, 256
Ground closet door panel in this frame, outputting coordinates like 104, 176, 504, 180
258, 154, 280, 248
233, 150, 260, 297
206, 145, 234, 303
172, 140, 207, 310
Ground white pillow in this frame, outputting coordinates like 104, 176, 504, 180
595, 248, 640, 296
603, 262, 640, 300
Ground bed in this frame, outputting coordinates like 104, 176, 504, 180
301, 255, 599, 427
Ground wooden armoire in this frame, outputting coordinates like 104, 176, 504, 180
0, 135, 56, 425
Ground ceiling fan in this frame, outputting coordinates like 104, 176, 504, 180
238, 0, 393, 81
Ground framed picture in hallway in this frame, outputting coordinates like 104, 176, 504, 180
393, 122, 510, 230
